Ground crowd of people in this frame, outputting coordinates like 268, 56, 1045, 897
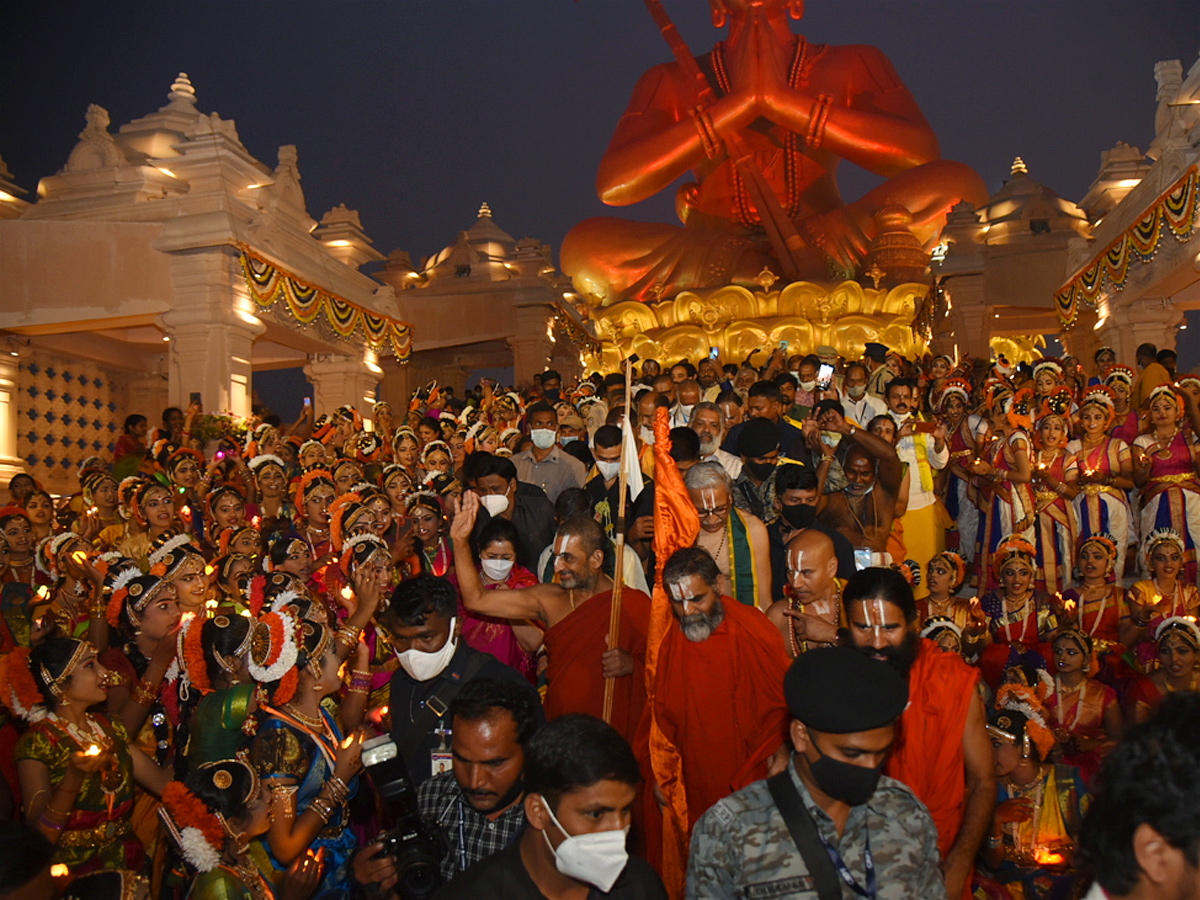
0, 337, 1198, 900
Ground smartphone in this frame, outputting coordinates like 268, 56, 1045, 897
853, 548, 873, 571
189, 391, 201, 406
709, 346, 719, 361
303, 397, 312, 407
913, 421, 938, 434
816, 363, 835, 391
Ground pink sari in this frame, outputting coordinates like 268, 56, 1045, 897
454, 565, 539, 682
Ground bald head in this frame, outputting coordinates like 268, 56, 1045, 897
786, 528, 837, 601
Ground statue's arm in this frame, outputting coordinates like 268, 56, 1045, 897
597, 63, 757, 206
765, 45, 941, 175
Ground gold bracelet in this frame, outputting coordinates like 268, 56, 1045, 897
131, 678, 159, 707
325, 776, 350, 804
307, 796, 333, 824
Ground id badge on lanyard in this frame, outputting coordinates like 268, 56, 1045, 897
431, 715, 452, 777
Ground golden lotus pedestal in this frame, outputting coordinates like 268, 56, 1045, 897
582, 280, 930, 372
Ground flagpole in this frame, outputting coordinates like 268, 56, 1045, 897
603, 355, 635, 723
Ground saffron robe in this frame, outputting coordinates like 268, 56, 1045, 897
885, 640, 980, 864
636, 597, 791, 886
543, 587, 651, 744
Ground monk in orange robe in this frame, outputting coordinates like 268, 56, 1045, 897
451, 490, 651, 745
543, 586, 650, 742
636, 546, 791, 883
844, 570, 994, 900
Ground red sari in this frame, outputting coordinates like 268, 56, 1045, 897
455, 565, 539, 683
1044, 678, 1117, 783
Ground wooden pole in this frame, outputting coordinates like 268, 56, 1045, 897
602, 356, 635, 723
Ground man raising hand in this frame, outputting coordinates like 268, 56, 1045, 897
451, 491, 652, 743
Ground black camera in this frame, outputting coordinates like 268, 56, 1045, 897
362, 735, 445, 900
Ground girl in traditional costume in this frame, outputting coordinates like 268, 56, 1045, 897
161, 757, 321, 900
1130, 616, 1200, 722
980, 687, 1088, 900
936, 378, 980, 563
1132, 384, 1200, 584
1044, 629, 1121, 784
248, 611, 364, 899
977, 536, 1059, 688
970, 387, 1035, 590
1030, 397, 1078, 596
1122, 530, 1200, 671
2, 637, 171, 877
250, 454, 294, 546
1103, 365, 1140, 447
1058, 534, 1128, 689
1066, 387, 1134, 580
178, 612, 257, 768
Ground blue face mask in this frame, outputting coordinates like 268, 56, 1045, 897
560, 435, 578, 446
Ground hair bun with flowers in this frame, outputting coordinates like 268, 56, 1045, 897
1103, 365, 1135, 388
249, 454, 287, 477
248, 610, 300, 703
992, 535, 1037, 575
993, 684, 1057, 759
160, 782, 224, 873
35, 532, 78, 582
179, 612, 211, 696
148, 532, 196, 576
105, 564, 143, 627
0, 647, 49, 723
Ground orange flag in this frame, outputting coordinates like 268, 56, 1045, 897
646, 406, 699, 898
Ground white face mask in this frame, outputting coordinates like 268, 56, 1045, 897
480, 558, 514, 582
530, 428, 557, 450
596, 460, 621, 481
891, 411, 912, 426
480, 492, 510, 517
396, 619, 457, 682
541, 799, 629, 893
640, 425, 655, 446
799, 381, 817, 392
846, 384, 866, 399
677, 404, 694, 421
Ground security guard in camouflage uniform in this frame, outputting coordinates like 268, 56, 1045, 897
686, 647, 947, 900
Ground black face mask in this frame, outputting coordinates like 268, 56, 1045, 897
544, 389, 561, 403
808, 737, 883, 806
780, 502, 817, 530
746, 460, 777, 482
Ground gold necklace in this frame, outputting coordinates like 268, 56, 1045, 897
281, 702, 328, 733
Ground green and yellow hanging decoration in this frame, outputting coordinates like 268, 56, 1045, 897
238, 247, 413, 359
1056, 165, 1199, 328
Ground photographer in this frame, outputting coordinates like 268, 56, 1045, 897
382, 574, 542, 791
420, 678, 537, 882
433, 713, 666, 898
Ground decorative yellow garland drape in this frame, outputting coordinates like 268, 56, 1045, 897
238, 248, 413, 359
1056, 165, 1199, 327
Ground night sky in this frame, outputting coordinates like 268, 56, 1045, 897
4, 1, 1197, 269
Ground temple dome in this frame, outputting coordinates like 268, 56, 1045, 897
974, 158, 1089, 245
423, 202, 520, 281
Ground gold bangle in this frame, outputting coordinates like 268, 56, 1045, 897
131, 678, 159, 707
307, 797, 332, 824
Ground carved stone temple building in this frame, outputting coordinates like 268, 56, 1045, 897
0, 74, 582, 491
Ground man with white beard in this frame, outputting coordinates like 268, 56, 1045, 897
639, 547, 792, 875
689, 402, 742, 480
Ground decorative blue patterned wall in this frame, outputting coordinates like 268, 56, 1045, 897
17, 351, 128, 495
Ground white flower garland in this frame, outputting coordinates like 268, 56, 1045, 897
149, 533, 194, 569
1155, 615, 1200, 644
269, 588, 303, 614
179, 825, 221, 873
249, 454, 287, 475
248, 613, 298, 683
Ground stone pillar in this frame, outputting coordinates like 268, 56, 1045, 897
159, 247, 264, 418
304, 350, 382, 419
377, 357, 416, 416
1059, 308, 1101, 365
1096, 296, 1184, 362
0, 351, 26, 484
510, 303, 553, 387
950, 301, 993, 361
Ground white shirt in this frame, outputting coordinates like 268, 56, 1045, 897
890, 412, 948, 510
704, 447, 743, 480
841, 393, 887, 428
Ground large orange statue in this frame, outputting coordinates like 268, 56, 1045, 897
562, 0, 988, 306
